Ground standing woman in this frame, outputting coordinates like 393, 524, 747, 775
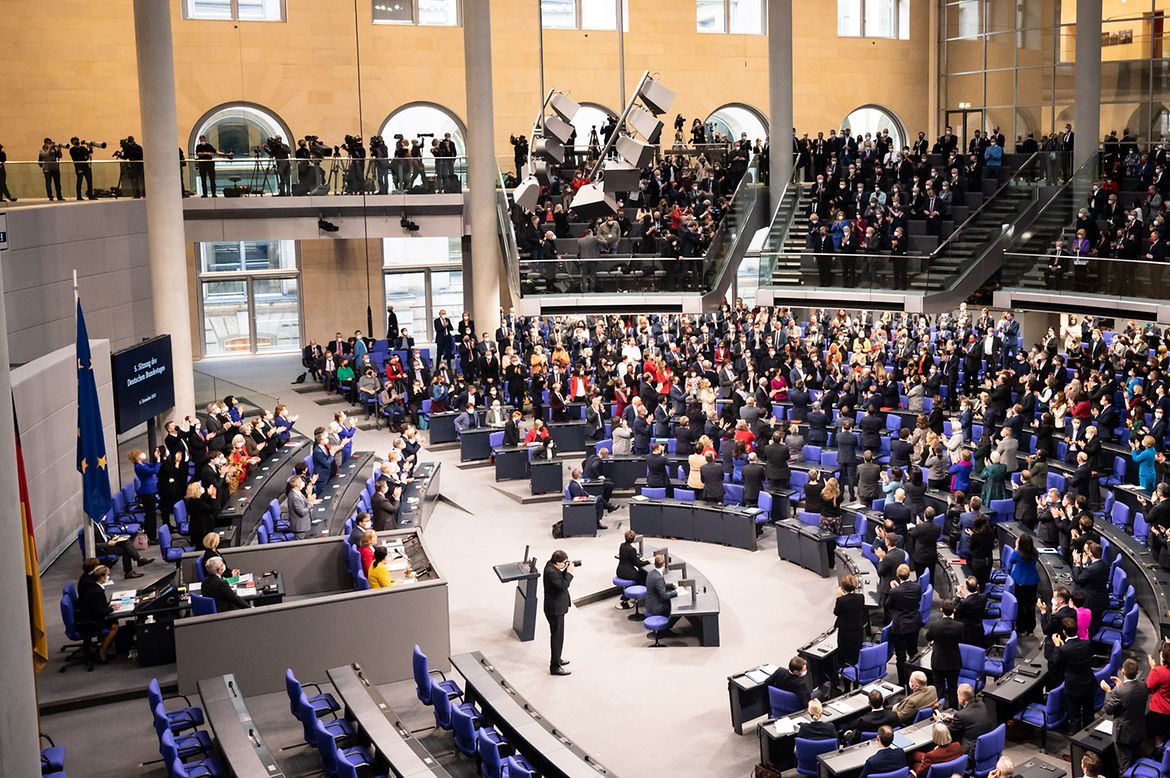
130, 447, 162, 542
157, 448, 189, 533
819, 477, 843, 534
184, 482, 218, 550
833, 575, 867, 666
1011, 534, 1040, 635
967, 515, 995, 589
1132, 434, 1160, 492
979, 450, 1007, 505
457, 311, 475, 341
1148, 642, 1170, 750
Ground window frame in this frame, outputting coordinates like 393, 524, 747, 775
195, 240, 302, 357
182, 0, 287, 22
697, 0, 766, 36
837, 0, 908, 40
540, 0, 629, 31
372, 0, 463, 27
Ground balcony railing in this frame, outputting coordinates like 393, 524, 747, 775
999, 253, 1170, 303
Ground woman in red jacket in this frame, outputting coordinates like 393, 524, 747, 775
358, 529, 377, 575
1148, 641, 1170, 744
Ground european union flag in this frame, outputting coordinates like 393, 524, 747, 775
76, 299, 111, 521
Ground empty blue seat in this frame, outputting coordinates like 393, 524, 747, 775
794, 738, 838, 777
641, 487, 667, 499
285, 669, 340, 720
1013, 681, 1065, 751
971, 724, 1006, 778
644, 614, 671, 647
413, 645, 462, 705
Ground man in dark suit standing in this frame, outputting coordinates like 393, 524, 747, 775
883, 489, 912, 537
886, 565, 923, 688
742, 452, 766, 504
1073, 541, 1110, 633
1050, 618, 1097, 732
202, 557, 251, 612
645, 443, 670, 492
925, 599, 965, 708
371, 479, 401, 531
700, 452, 725, 504
836, 419, 860, 501
858, 727, 907, 778
875, 533, 907, 609
955, 577, 988, 648
542, 550, 574, 676
1102, 658, 1149, 773
502, 410, 523, 447
582, 449, 617, 511
433, 309, 455, 363
908, 512, 941, 581
1039, 586, 1078, 658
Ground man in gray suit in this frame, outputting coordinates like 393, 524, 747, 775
287, 476, 316, 538
577, 228, 601, 292
995, 427, 1020, 473
644, 553, 677, 618
1101, 658, 1149, 772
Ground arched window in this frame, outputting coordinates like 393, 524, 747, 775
705, 104, 768, 144
568, 103, 618, 153
380, 103, 467, 156
190, 103, 291, 159
840, 105, 905, 151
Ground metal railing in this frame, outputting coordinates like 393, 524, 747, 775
999, 253, 1170, 302
496, 169, 522, 304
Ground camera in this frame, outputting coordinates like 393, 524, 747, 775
304, 135, 332, 158
342, 135, 365, 158
571, 560, 583, 567
417, 132, 434, 139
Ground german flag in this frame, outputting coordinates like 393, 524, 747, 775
16, 404, 48, 672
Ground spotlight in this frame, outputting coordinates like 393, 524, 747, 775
616, 135, 655, 168
513, 176, 540, 211
543, 115, 574, 146
317, 217, 339, 233
569, 182, 618, 220
601, 160, 641, 193
549, 92, 581, 123
627, 107, 663, 143
532, 137, 565, 165
638, 78, 676, 116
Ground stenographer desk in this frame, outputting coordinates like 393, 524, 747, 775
197, 674, 286, 778
755, 679, 904, 771
776, 519, 837, 577
451, 652, 618, 778
628, 496, 764, 551
399, 462, 441, 531
643, 547, 722, 647
328, 663, 452, 777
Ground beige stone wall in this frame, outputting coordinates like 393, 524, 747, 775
1, 0, 931, 160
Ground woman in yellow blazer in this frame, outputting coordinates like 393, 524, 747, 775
368, 547, 395, 589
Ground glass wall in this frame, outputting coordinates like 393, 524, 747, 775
941, 0, 1170, 147
198, 240, 301, 356
382, 237, 463, 342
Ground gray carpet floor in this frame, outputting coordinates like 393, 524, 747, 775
35, 354, 1120, 776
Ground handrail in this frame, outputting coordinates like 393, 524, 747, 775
495, 168, 521, 302
928, 151, 1039, 258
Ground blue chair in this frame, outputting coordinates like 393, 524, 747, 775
1122, 745, 1170, 777
988, 499, 1014, 524
913, 707, 935, 724
983, 592, 1016, 638
476, 727, 509, 778
489, 431, 505, 449
1094, 602, 1138, 648
1111, 501, 1133, 529
971, 724, 1006, 778
768, 687, 801, 718
451, 704, 479, 757
151, 702, 212, 760
802, 445, 822, 463
641, 487, 667, 499
837, 514, 866, 548
148, 678, 204, 734
172, 500, 190, 535
432, 678, 477, 731
797, 510, 821, 527
675, 488, 696, 502
502, 755, 538, 778
644, 614, 671, 647
1104, 586, 1136, 628
157, 525, 187, 563
624, 585, 648, 618
1108, 566, 1129, 608
958, 643, 987, 691
926, 756, 969, 778
869, 771, 910, 778
412, 645, 462, 705
820, 450, 838, 471
159, 730, 224, 778
295, 690, 354, 750
723, 483, 745, 506
841, 642, 888, 688
315, 723, 372, 777
1013, 682, 1065, 751
985, 632, 1017, 678
285, 669, 340, 720
918, 584, 933, 626
1134, 513, 1150, 545
794, 738, 838, 777
861, 542, 881, 569
190, 594, 217, 617
40, 735, 66, 774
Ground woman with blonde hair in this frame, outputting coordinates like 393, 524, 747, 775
698, 378, 716, 417
819, 477, 843, 534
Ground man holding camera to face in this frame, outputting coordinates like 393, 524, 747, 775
543, 550, 576, 676
68, 137, 100, 200
263, 135, 292, 196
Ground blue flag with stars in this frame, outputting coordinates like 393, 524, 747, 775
76, 299, 111, 521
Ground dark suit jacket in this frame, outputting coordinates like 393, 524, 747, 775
949, 699, 996, 753
877, 547, 907, 600
770, 667, 812, 708
503, 419, 521, 447
856, 708, 900, 734
908, 520, 941, 567
1104, 679, 1150, 745
887, 580, 923, 635
700, 462, 725, 501
371, 491, 399, 531
797, 720, 839, 741
884, 501, 912, 531
1050, 637, 1097, 699
859, 746, 906, 778
582, 454, 605, 481
645, 452, 670, 487
742, 463, 766, 502
644, 567, 676, 617
837, 430, 860, 464
616, 542, 648, 582
955, 592, 988, 646
1074, 558, 1110, 615
925, 616, 965, 672
542, 562, 573, 616
202, 573, 250, 612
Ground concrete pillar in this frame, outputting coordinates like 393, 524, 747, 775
134, 0, 196, 417
463, 0, 502, 335
0, 269, 42, 775
1073, 0, 1102, 171
767, 0, 794, 196
927, 0, 940, 141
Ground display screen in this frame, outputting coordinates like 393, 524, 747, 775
110, 336, 175, 433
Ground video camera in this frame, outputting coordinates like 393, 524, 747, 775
342, 134, 365, 158
304, 135, 333, 158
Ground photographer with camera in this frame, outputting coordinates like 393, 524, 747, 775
437, 132, 457, 191
194, 134, 231, 197
38, 138, 63, 201
114, 136, 144, 197
392, 136, 410, 193
342, 135, 366, 195
68, 137, 104, 201
262, 135, 292, 196
369, 135, 390, 195
543, 549, 577, 676
509, 134, 528, 178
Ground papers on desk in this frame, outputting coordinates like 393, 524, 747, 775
110, 590, 136, 609
187, 583, 202, 593
892, 732, 914, 750
1037, 547, 1060, 555
630, 495, 649, 502
745, 670, 771, 685
771, 719, 797, 736
1095, 719, 1114, 735
825, 701, 852, 715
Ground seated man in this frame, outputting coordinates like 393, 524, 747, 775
939, 683, 995, 753
453, 402, 479, 435
644, 553, 677, 620
859, 726, 907, 778
768, 656, 826, 709
582, 447, 617, 511
851, 689, 899, 740
202, 556, 252, 612
796, 699, 839, 741
91, 518, 154, 580
893, 670, 940, 725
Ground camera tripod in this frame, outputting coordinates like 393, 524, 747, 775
248, 157, 275, 195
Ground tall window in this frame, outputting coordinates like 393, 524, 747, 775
383, 238, 463, 343
184, 0, 285, 21
540, 0, 628, 30
697, 0, 765, 34
198, 241, 300, 356
372, 0, 460, 25
837, 0, 908, 39
841, 105, 906, 151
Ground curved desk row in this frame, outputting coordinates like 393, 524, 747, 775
400, 462, 442, 531
628, 496, 766, 551
197, 674, 286, 778
1094, 510, 1170, 640
641, 545, 722, 647
450, 651, 617, 778
220, 437, 309, 540
327, 663, 452, 777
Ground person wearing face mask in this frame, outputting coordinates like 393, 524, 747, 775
129, 447, 163, 542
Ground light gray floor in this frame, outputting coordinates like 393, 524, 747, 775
36, 355, 1088, 776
